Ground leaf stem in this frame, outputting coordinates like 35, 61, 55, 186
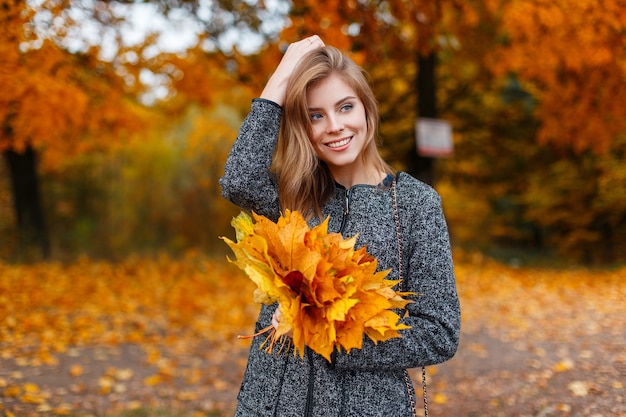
237, 324, 274, 339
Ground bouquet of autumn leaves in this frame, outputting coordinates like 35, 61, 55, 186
221, 210, 412, 362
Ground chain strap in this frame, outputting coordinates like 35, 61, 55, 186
392, 178, 429, 417
392, 179, 404, 285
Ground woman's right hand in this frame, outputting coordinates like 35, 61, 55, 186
271, 308, 294, 338
260, 35, 324, 106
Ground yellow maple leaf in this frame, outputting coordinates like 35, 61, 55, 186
98, 376, 114, 395
433, 392, 448, 405
69, 364, 84, 377
230, 209, 254, 240
143, 374, 162, 386
19, 392, 45, 404
52, 404, 73, 415
4, 385, 21, 398
554, 358, 575, 372
22, 383, 39, 393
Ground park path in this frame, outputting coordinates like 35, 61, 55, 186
2, 324, 625, 417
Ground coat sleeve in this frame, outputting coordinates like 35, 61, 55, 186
332, 181, 461, 370
219, 99, 282, 220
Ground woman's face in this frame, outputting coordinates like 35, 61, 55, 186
306, 73, 368, 178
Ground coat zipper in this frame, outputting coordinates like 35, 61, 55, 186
304, 348, 314, 416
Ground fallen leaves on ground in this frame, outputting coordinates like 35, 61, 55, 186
421, 252, 626, 417
1, 251, 258, 416
1, 250, 625, 416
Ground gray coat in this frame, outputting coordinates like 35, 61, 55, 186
220, 99, 461, 417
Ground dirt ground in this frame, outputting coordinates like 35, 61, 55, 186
423, 327, 626, 417
1, 324, 625, 417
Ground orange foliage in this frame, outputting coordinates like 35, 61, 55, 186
222, 211, 411, 361
275, 0, 459, 63
0, 1, 149, 167
153, 48, 259, 122
484, 0, 626, 153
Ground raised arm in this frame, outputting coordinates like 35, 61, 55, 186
219, 36, 324, 219
219, 99, 282, 218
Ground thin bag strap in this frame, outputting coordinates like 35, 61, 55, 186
392, 178, 429, 417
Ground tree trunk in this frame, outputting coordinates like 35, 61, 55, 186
408, 51, 437, 186
3, 146, 51, 259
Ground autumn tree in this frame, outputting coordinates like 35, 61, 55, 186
0, 0, 291, 260
1, 0, 151, 259
434, 0, 626, 262
486, 0, 626, 154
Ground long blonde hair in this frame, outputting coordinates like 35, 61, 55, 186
271, 46, 393, 219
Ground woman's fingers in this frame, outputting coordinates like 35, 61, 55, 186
271, 308, 293, 338
271, 309, 281, 329
260, 35, 324, 106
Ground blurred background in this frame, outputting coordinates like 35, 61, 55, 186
2, 0, 625, 266
2, 3, 626, 416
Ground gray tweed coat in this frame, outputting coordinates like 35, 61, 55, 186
220, 99, 461, 417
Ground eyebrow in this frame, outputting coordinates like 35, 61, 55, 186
308, 96, 357, 111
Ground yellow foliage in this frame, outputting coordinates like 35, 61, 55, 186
0, 252, 258, 367
453, 250, 626, 343
52, 404, 72, 415
433, 392, 448, 405
4, 386, 21, 398
222, 211, 412, 361
143, 375, 162, 387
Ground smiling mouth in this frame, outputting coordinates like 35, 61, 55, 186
326, 137, 352, 149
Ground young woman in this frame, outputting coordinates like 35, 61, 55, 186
220, 35, 461, 417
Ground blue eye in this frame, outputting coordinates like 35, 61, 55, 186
310, 113, 323, 121
340, 103, 353, 112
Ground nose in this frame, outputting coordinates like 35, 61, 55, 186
325, 114, 344, 134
